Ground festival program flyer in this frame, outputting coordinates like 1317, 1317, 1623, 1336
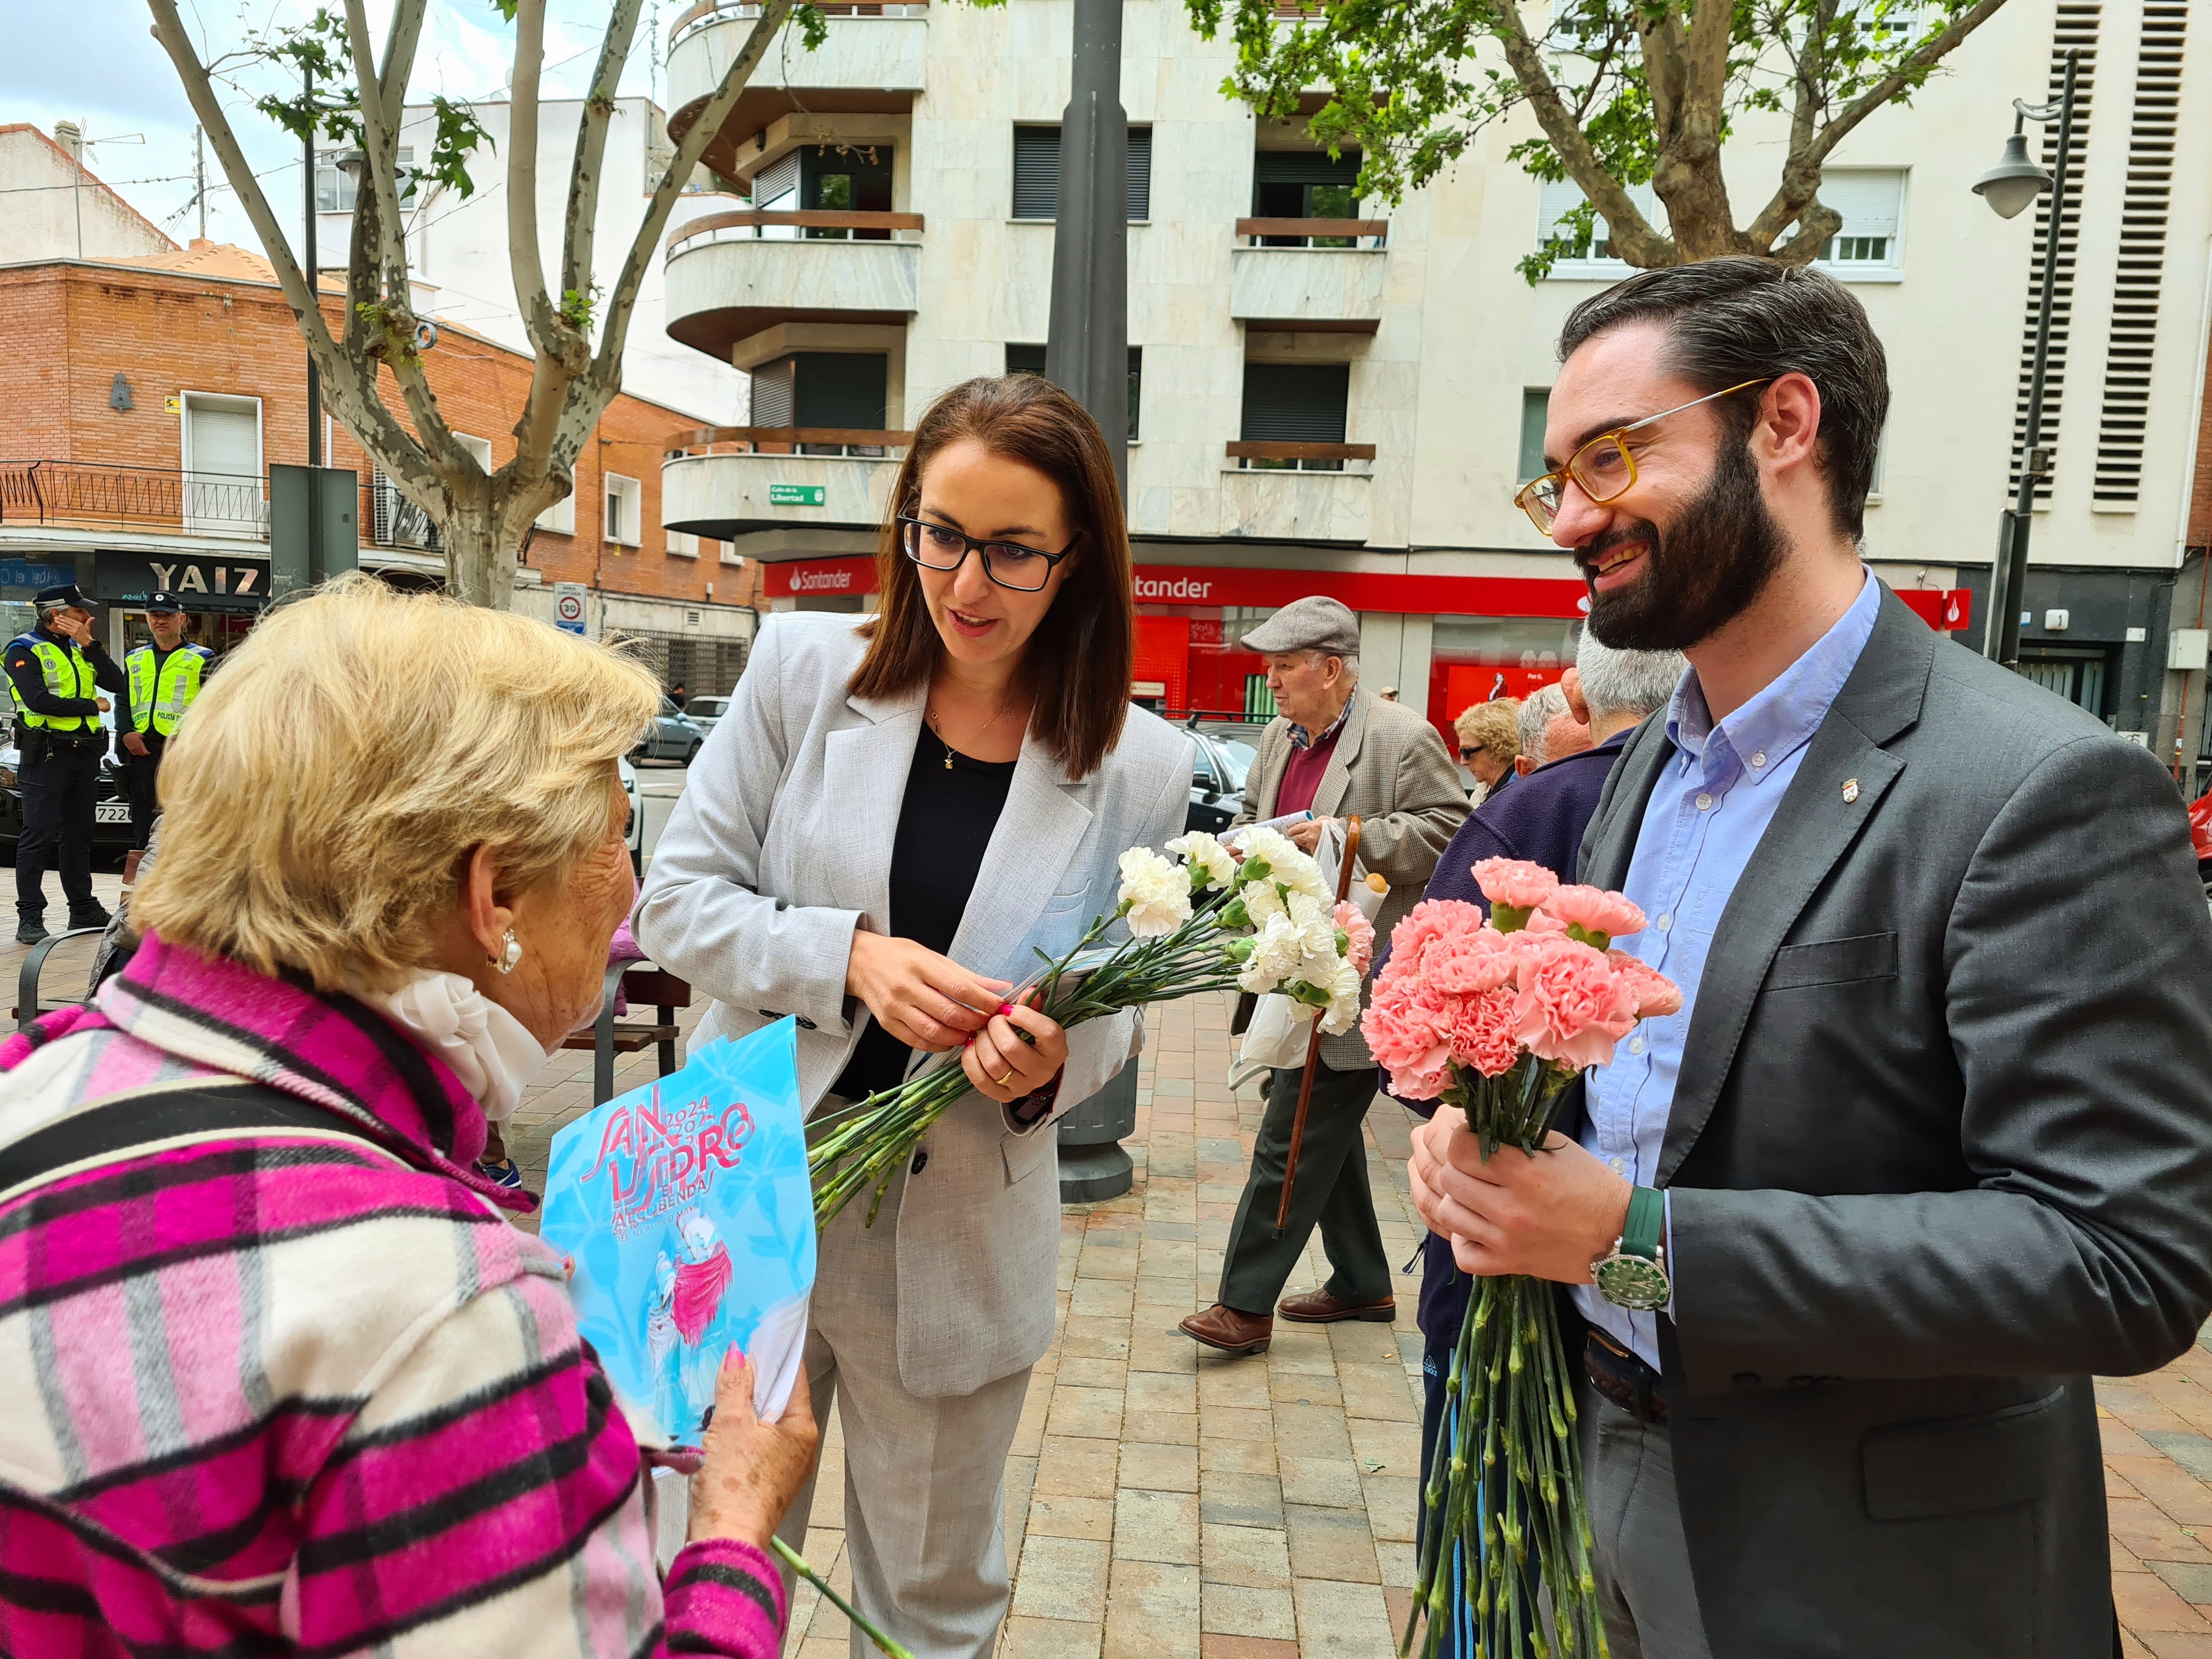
541, 1020, 815, 1443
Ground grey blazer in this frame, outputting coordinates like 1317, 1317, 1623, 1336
1234, 687, 1469, 1067
1575, 586, 2212, 1657
634, 613, 1192, 1397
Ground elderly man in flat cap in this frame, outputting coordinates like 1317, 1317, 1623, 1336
1182, 596, 1468, 1356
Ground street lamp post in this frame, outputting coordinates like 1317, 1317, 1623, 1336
1972, 48, 2079, 668
1043, 0, 1130, 495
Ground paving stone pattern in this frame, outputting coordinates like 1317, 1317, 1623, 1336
7, 899, 2203, 1656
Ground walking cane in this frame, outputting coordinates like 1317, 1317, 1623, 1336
1273, 815, 1361, 1238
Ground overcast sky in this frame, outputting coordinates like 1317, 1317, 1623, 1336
1, 0, 671, 255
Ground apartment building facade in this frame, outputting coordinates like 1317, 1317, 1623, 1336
0, 235, 759, 693
657, 0, 2211, 760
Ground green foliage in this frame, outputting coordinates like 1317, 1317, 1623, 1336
560, 281, 602, 331
795, 2, 831, 51
1187, 0, 1985, 275
247, 9, 494, 204
354, 298, 419, 361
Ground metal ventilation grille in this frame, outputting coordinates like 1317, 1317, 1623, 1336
2093, 1, 2186, 506
2011, 3, 2101, 503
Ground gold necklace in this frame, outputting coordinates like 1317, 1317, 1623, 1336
926, 695, 1023, 769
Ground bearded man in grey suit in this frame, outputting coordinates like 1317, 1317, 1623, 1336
1409, 257, 2212, 1658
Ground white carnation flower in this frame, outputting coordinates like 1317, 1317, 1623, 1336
1166, 830, 1238, 892
1241, 877, 1286, 926
1118, 847, 1193, 940
1274, 847, 1330, 900
1238, 911, 1308, 993
1239, 826, 1304, 881
1285, 889, 1338, 960
1317, 955, 1365, 1036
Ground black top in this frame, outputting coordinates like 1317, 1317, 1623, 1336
831, 721, 1019, 1102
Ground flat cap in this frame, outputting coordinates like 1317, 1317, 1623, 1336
1239, 595, 1360, 658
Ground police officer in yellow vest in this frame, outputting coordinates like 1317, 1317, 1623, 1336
5, 583, 127, 944
121, 592, 211, 867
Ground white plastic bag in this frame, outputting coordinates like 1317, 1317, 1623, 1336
1228, 820, 1383, 1090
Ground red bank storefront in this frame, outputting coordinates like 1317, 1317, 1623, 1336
765, 557, 1972, 750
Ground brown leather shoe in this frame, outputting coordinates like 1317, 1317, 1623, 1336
1278, 1288, 1397, 1324
1179, 1304, 1273, 1356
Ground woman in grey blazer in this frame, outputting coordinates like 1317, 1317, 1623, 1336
635, 376, 1192, 1659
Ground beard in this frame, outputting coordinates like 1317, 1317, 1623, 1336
1580, 433, 1787, 652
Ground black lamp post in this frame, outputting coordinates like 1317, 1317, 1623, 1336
1972, 48, 2079, 667
1043, 0, 1130, 496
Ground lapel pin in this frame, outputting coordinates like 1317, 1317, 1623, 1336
1842, 778, 1860, 804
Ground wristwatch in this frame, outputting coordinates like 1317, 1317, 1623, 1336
1592, 1185, 1671, 1312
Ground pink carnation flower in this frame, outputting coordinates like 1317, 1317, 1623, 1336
1386, 898, 1487, 969
1333, 901, 1376, 975
1424, 926, 1520, 997
1449, 987, 1522, 1077
1471, 857, 1560, 912
1362, 981, 1457, 1100
1609, 949, 1683, 1019
1541, 884, 1647, 941
1509, 935, 1640, 1070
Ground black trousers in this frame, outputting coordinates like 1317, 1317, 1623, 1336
16, 742, 103, 919
126, 732, 166, 850
1216, 1060, 1392, 1316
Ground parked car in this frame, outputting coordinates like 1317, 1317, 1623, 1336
619, 754, 644, 876
1185, 722, 1260, 835
0, 738, 138, 859
684, 695, 731, 736
633, 698, 707, 765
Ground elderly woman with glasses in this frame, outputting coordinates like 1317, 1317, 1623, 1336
636, 375, 1193, 1659
0, 576, 818, 1658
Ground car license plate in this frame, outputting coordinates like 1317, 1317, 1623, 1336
95, 802, 132, 824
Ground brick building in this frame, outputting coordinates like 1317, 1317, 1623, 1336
0, 234, 758, 693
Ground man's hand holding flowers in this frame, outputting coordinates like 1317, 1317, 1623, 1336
1409, 1118, 1631, 1283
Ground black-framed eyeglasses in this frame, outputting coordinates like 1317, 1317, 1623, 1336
1458, 747, 1478, 761
898, 515, 1074, 594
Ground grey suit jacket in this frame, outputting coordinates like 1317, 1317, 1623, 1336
1575, 586, 2212, 1657
1234, 688, 1469, 1067
635, 613, 1193, 1397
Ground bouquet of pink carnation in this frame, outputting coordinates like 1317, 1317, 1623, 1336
1364, 858, 1677, 1659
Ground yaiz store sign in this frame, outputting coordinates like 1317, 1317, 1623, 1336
92, 550, 273, 612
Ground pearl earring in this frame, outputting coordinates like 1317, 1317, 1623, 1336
493, 928, 522, 975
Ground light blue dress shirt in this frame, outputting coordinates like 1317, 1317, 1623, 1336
1575, 571, 1881, 1369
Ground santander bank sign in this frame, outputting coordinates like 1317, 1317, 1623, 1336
1133, 574, 1215, 601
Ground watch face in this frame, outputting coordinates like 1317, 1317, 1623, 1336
1595, 1254, 1671, 1312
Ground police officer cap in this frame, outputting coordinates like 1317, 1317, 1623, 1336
1238, 595, 1361, 658
33, 584, 92, 612
144, 592, 185, 614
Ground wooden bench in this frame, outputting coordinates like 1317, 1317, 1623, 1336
13, 926, 104, 1031
561, 964, 693, 1104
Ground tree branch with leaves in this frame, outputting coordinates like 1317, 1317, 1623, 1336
144, 0, 816, 607
1190, 0, 2013, 283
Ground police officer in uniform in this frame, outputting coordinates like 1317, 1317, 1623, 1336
6, 584, 126, 944
121, 593, 211, 877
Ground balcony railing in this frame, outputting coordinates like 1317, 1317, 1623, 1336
668, 425, 915, 461
1235, 217, 1389, 250
0, 460, 268, 537
670, 0, 926, 50
1227, 440, 1376, 473
668, 210, 926, 258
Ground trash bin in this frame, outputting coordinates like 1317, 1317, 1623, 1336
1058, 1056, 1139, 1203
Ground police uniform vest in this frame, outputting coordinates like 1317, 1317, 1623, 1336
127, 644, 211, 738
7, 631, 101, 735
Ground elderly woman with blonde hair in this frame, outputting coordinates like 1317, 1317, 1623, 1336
0, 575, 816, 1658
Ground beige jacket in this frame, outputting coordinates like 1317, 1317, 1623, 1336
635, 613, 1193, 1397
1233, 687, 1469, 1068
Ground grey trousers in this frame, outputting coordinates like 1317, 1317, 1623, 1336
1216, 1061, 1393, 1315
1578, 1376, 1714, 1659
775, 1158, 1035, 1658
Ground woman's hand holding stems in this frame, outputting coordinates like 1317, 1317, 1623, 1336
844, 932, 1069, 1105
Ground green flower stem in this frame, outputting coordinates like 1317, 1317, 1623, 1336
769, 1536, 916, 1659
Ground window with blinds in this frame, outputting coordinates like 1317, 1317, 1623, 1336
1241, 362, 1350, 469
1011, 126, 1153, 221
2094, 0, 2184, 507
1812, 171, 1905, 269
1005, 344, 1144, 440
1533, 179, 1658, 269
2012, 3, 2102, 505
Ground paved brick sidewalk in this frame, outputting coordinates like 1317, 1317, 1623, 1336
8, 901, 2207, 1656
